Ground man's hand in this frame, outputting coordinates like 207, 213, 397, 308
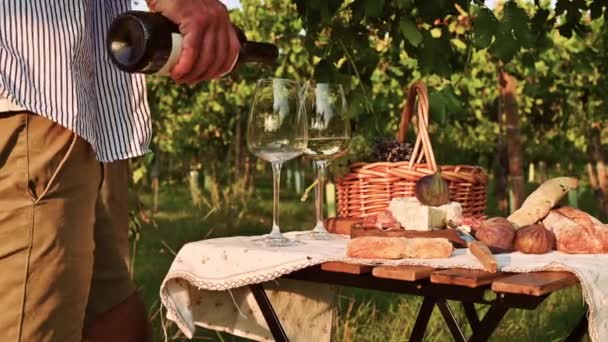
148, 0, 241, 84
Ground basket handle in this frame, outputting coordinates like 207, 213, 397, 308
396, 81, 438, 171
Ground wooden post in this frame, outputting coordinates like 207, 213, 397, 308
538, 161, 547, 183
587, 123, 608, 218
151, 155, 160, 212
498, 70, 525, 211
492, 102, 509, 216
295, 161, 303, 194
244, 156, 253, 191
528, 163, 535, 183
234, 112, 242, 178
326, 180, 336, 218
286, 167, 294, 191
568, 187, 579, 208
189, 170, 202, 207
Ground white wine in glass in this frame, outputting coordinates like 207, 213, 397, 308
305, 137, 351, 160
299, 83, 351, 240
247, 78, 307, 247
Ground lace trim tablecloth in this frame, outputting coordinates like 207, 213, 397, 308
160, 231, 608, 341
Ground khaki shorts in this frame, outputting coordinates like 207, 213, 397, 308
0, 112, 136, 341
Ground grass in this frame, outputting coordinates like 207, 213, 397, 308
132, 178, 596, 342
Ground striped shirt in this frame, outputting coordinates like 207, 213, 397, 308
0, 1, 151, 162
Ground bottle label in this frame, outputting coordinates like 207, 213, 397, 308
156, 33, 183, 76
154, 31, 239, 77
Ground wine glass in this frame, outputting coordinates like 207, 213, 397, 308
247, 78, 307, 247
298, 83, 351, 240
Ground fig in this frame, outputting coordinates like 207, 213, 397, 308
475, 217, 516, 253
514, 224, 555, 254
415, 171, 450, 207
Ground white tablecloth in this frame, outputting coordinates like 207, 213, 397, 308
160, 231, 608, 341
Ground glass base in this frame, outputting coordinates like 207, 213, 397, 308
296, 230, 345, 241
253, 233, 302, 247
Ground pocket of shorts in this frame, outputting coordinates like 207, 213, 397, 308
25, 113, 79, 203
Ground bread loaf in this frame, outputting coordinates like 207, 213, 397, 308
508, 177, 579, 228
346, 236, 453, 259
542, 206, 608, 254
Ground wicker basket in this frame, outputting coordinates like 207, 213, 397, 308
336, 81, 488, 219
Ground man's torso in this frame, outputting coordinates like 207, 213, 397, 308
0, 96, 23, 112
0, 1, 152, 162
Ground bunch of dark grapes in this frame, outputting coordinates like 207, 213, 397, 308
371, 137, 415, 162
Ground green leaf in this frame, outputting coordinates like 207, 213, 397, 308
521, 52, 536, 71
416, 0, 467, 23
311, 0, 341, 23
347, 89, 367, 119
573, 22, 591, 36
350, 1, 366, 22
451, 38, 467, 50
556, 0, 587, 16
430, 28, 442, 38
305, 0, 322, 9
293, 0, 306, 18
555, 0, 568, 15
418, 29, 452, 77
503, 1, 534, 48
479, 1, 533, 60
314, 60, 335, 83
558, 21, 576, 38
555, 0, 587, 37
314, 59, 352, 85
399, 18, 423, 47
429, 85, 463, 122
531, 8, 550, 34
132, 167, 146, 184
489, 22, 520, 62
395, 0, 414, 9
503, 2, 528, 30
472, 6, 498, 49
363, 0, 385, 18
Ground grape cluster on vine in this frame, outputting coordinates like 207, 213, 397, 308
371, 137, 415, 162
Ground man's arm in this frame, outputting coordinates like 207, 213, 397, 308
147, 0, 241, 84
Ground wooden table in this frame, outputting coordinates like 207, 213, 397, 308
248, 262, 588, 342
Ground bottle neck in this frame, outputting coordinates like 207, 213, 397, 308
231, 25, 279, 69
237, 41, 279, 67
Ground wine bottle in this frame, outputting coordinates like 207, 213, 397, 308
106, 11, 279, 75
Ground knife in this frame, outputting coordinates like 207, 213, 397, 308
447, 221, 498, 273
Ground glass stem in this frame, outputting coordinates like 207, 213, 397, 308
270, 162, 282, 237
314, 160, 328, 233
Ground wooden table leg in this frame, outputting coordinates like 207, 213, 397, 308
462, 302, 480, 334
249, 283, 289, 342
467, 303, 509, 342
409, 296, 436, 342
565, 312, 588, 342
436, 299, 466, 342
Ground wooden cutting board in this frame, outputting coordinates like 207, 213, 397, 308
372, 265, 435, 281
321, 262, 373, 274
325, 218, 467, 247
325, 217, 362, 235
350, 225, 467, 247
491, 271, 579, 296
430, 269, 507, 288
